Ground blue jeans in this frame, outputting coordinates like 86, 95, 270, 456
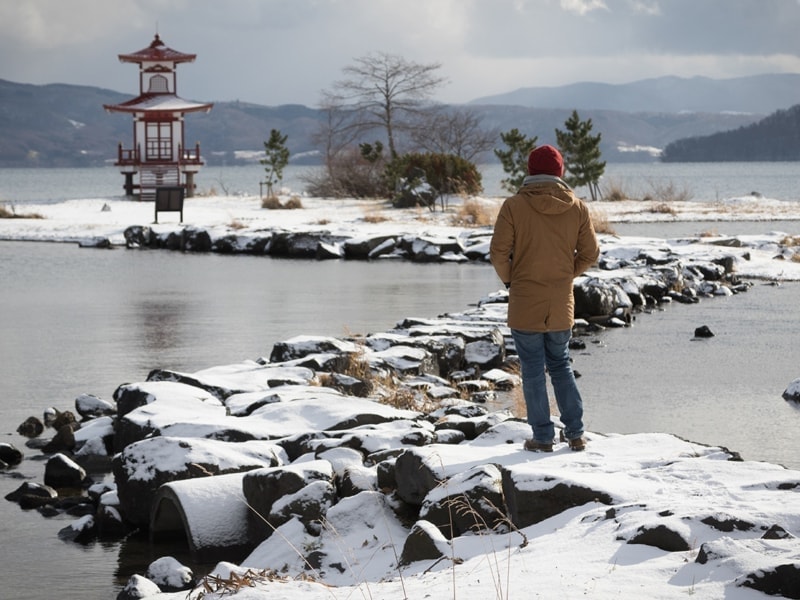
511, 328, 584, 444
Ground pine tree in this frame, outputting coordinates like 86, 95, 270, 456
555, 110, 605, 201
494, 128, 538, 193
261, 129, 290, 198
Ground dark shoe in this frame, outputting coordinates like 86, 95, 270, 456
567, 437, 586, 451
559, 430, 586, 451
524, 439, 553, 453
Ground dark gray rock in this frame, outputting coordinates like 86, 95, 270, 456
267, 480, 337, 535
393, 449, 440, 506
42, 424, 77, 454
75, 393, 116, 419
419, 464, 507, 539
694, 325, 715, 338
343, 235, 396, 259
145, 556, 195, 592
123, 225, 154, 248
464, 330, 505, 371
628, 524, 690, 552
5, 481, 57, 504
574, 279, 632, 320
782, 379, 800, 403
58, 514, 96, 544
113, 437, 283, 527
501, 472, 613, 529
0, 442, 23, 466
116, 575, 161, 600
242, 460, 334, 543
44, 453, 87, 489
16, 416, 44, 438
399, 520, 451, 566
740, 564, 800, 598
269, 336, 359, 364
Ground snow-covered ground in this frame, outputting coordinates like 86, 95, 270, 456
2, 192, 800, 280
3, 191, 800, 600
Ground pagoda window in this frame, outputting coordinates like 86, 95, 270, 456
145, 121, 173, 161
147, 74, 170, 94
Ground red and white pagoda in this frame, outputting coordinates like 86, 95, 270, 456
104, 34, 213, 201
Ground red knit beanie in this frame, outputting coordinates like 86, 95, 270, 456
527, 145, 564, 177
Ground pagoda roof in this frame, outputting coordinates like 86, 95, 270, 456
117, 34, 197, 64
104, 93, 213, 115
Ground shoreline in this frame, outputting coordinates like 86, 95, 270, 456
6, 274, 793, 600
1, 194, 800, 282
1, 195, 792, 598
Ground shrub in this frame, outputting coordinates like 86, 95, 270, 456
450, 199, 497, 227
261, 195, 304, 210
261, 195, 282, 209
284, 195, 303, 209
304, 147, 389, 199
387, 152, 483, 203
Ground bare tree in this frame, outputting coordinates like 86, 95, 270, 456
312, 91, 365, 180
329, 52, 448, 158
409, 106, 498, 163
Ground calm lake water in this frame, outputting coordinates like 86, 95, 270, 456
1, 163, 799, 599
2, 161, 799, 204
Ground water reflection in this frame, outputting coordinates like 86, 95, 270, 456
134, 296, 190, 356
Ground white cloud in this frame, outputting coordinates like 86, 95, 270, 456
1, 0, 798, 106
559, 0, 608, 16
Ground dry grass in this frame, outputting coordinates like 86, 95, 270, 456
649, 202, 677, 216
228, 218, 247, 230
362, 212, 388, 223
361, 202, 389, 223
0, 204, 44, 219
261, 195, 282, 209
339, 347, 375, 381
195, 569, 290, 598
383, 386, 433, 411
284, 195, 303, 209
780, 235, 800, 247
590, 208, 616, 235
510, 386, 526, 420
261, 194, 303, 210
600, 179, 630, 202
316, 345, 442, 412
450, 199, 497, 227
780, 235, 800, 262
645, 180, 693, 204
600, 177, 692, 206
194, 186, 218, 197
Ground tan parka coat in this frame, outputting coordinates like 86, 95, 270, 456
490, 176, 600, 332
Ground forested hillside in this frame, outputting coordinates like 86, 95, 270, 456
662, 105, 800, 161
0, 77, 788, 167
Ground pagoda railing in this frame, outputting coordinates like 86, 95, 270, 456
179, 143, 203, 165
116, 144, 140, 166
114, 143, 204, 166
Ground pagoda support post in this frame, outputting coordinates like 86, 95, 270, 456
184, 172, 195, 198
123, 173, 135, 197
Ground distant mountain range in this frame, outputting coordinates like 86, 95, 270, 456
0, 74, 797, 168
469, 73, 800, 114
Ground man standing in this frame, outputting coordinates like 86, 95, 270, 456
490, 145, 600, 452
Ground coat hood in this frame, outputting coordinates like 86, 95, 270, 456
519, 175, 576, 215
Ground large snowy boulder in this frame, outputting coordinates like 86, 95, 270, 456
113, 436, 286, 527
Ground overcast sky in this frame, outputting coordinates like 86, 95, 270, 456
2, 0, 799, 107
